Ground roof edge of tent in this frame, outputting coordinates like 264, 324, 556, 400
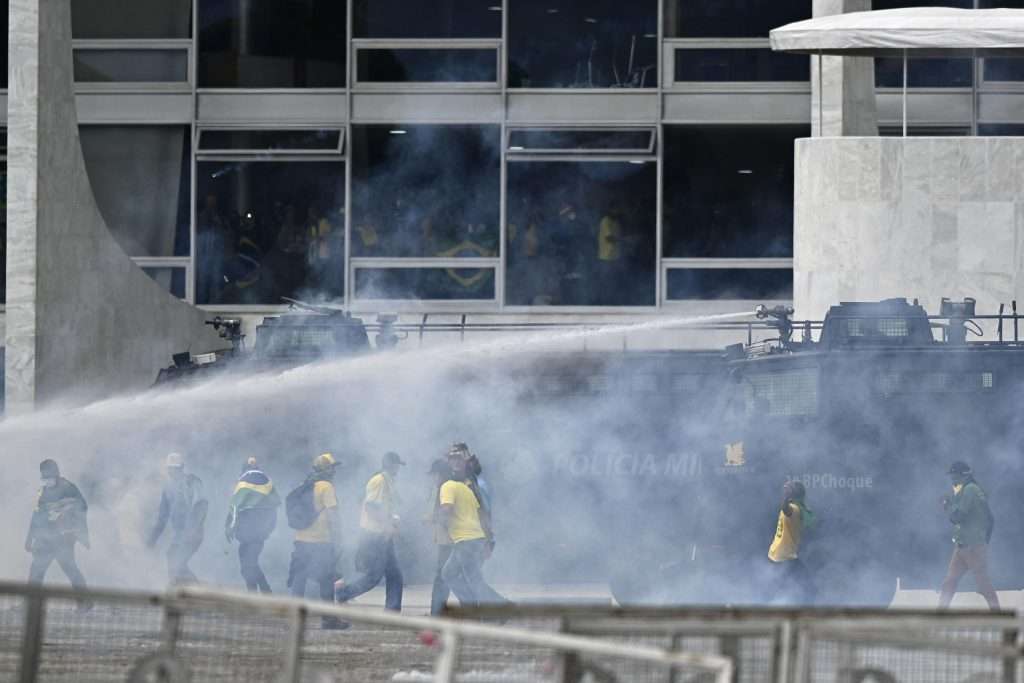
770, 8, 1024, 56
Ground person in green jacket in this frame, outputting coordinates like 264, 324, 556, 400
938, 461, 999, 610
225, 458, 280, 593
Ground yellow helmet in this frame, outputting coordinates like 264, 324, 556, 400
313, 452, 338, 472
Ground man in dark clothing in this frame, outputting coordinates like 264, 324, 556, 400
427, 458, 454, 616
225, 458, 280, 593
939, 461, 1000, 610
26, 460, 89, 591
147, 452, 208, 584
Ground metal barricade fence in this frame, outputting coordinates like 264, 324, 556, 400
0, 582, 732, 683
446, 605, 1024, 683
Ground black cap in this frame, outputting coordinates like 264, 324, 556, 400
428, 458, 450, 475
39, 459, 59, 478
948, 461, 972, 476
383, 451, 406, 467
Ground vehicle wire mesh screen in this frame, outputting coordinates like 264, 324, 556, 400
746, 367, 819, 417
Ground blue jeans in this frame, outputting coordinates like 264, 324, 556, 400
441, 539, 505, 607
335, 534, 403, 611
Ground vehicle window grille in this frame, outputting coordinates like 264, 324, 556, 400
746, 367, 818, 417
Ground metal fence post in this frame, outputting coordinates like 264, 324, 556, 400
281, 606, 307, 683
160, 604, 182, 655
1001, 625, 1019, 683
433, 627, 462, 683
18, 594, 45, 683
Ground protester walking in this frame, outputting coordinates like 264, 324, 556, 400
147, 452, 208, 584
225, 457, 280, 593
26, 459, 90, 594
335, 452, 405, 612
286, 452, 347, 629
767, 480, 817, 604
439, 444, 506, 607
426, 458, 454, 615
938, 461, 1000, 611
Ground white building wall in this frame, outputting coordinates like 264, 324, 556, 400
794, 136, 1024, 326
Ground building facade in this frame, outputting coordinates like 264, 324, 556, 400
3, 0, 1024, 331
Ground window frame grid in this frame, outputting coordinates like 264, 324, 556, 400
661, 258, 793, 305
195, 126, 346, 156
664, 38, 812, 91
349, 257, 501, 308
351, 38, 504, 90
505, 125, 657, 155
72, 39, 193, 92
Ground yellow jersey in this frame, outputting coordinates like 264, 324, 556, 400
295, 481, 337, 544
768, 502, 803, 562
360, 472, 396, 534
439, 480, 486, 544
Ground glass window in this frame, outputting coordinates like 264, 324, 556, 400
873, 0, 974, 88
73, 49, 189, 83
667, 0, 810, 38
506, 161, 657, 306
198, 129, 343, 152
876, 57, 973, 88
354, 268, 496, 300
196, 161, 346, 305
674, 49, 809, 82
666, 268, 792, 300
351, 125, 500, 258
142, 267, 187, 299
357, 49, 498, 83
71, 0, 191, 39
879, 126, 970, 136
198, 0, 346, 88
663, 125, 807, 258
978, 125, 1024, 136
353, 0, 501, 38
507, 128, 655, 153
984, 58, 1024, 82
80, 126, 191, 258
508, 0, 658, 88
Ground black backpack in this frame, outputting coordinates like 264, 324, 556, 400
285, 480, 319, 530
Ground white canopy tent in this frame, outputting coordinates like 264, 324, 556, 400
769, 8, 1024, 135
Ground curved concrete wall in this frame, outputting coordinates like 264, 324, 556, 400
5, 0, 225, 412
794, 136, 1024, 321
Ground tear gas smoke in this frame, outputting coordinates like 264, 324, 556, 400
1, 311, 769, 599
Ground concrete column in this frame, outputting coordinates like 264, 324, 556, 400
811, 0, 878, 137
6, 0, 225, 412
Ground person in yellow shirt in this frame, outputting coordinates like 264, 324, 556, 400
767, 480, 817, 604
335, 452, 405, 612
439, 444, 506, 607
288, 453, 347, 629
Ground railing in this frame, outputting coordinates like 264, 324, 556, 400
446, 604, 1024, 683
0, 582, 732, 683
